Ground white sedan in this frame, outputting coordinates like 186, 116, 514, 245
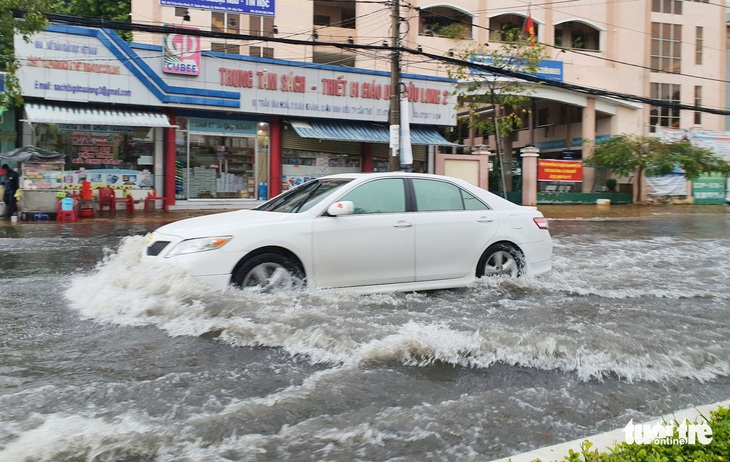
143, 173, 552, 293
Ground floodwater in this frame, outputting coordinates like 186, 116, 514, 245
0, 205, 728, 461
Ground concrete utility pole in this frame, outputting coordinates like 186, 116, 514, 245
388, 0, 401, 172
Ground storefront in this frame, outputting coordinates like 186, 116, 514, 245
14, 25, 456, 206
174, 116, 270, 199
19, 104, 171, 198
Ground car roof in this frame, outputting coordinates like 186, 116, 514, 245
322, 172, 452, 180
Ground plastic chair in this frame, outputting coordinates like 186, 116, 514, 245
98, 187, 116, 215
56, 197, 78, 222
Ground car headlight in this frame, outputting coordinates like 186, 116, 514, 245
166, 236, 232, 257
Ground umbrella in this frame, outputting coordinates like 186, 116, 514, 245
0, 145, 66, 163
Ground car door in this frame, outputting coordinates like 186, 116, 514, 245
411, 178, 499, 281
312, 178, 415, 288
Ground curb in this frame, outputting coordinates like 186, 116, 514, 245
489, 399, 730, 462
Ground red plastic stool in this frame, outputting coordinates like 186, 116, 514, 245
57, 210, 78, 222
57, 197, 78, 222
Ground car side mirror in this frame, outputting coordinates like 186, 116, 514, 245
327, 201, 354, 216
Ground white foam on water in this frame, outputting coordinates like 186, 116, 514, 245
0, 413, 163, 461
63, 234, 730, 383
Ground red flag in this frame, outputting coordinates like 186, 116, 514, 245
525, 10, 536, 45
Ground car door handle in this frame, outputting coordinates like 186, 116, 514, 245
393, 221, 413, 228
478, 216, 495, 223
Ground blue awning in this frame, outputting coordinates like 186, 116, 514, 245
289, 120, 455, 145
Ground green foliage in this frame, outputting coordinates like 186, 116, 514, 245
437, 23, 471, 40
0, 0, 52, 68
524, 406, 730, 462
0, 0, 54, 107
446, 29, 546, 141
50, 0, 132, 40
587, 134, 730, 180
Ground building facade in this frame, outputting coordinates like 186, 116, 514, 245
14, 21, 455, 205
131, 0, 727, 198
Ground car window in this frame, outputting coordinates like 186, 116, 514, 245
412, 179, 489, 211
339, 178, 406, 214
462, 189, 490, 210
256, 179, 352, 213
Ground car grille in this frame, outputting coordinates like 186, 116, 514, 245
146, 241, 170, 256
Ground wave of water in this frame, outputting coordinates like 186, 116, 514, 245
0, 366, 591, 462
64, 234, 730, 383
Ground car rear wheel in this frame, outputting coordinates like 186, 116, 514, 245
232, 253, 305, 292
477, 244, 524, 278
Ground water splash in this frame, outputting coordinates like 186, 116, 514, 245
64, 234, 730, 383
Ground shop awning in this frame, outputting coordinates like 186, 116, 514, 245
23, 104, 172, 127
289, 120, 455, 145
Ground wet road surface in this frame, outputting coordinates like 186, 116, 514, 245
0, 204, 728, 461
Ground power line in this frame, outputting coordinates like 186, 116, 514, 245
10, 9, 730, 116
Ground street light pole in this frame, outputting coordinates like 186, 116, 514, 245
388, 0, 401, 172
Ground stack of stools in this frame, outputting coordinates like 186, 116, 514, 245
78, 181, 95, 218
56, 196, 78, 222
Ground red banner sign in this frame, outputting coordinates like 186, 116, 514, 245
538, 159, 583, 182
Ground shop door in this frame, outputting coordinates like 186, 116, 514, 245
187, 135, 256, 199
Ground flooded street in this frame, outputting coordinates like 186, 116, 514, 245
0, 205, 729, 461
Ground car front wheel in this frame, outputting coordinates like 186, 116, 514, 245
231, 252, 305, 292
477, 244, 524, 278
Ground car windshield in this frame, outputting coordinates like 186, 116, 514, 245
255, 178, 353, 213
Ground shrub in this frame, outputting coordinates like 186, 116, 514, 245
525, 406, 729, 462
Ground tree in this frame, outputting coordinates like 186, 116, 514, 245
447, 29, 546, 196
0, 0, 53, 107
51, 0, 132, 40
586, 134, 730, 202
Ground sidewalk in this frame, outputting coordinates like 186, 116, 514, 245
490, 399, 730, 462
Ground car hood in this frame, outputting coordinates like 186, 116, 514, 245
153, 210, 296, 238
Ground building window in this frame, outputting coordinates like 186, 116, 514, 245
314, 15, 330, 26
651, 0, 682, 14
650, 83, 681, 131
212, 12, 240, 33
554, 21, 601, 51
558, 104, 581, 124
695, 26, 703, 65
694, 86, 702, 126
313, 50, 356, 67
489, 14, 534, 42
248, 15, 275, 58
249, 46, 274, 59
420, 6, 472, 39
174, 8, 187, 17
211, 43, 240, 54
313, 0, 355, 28
650, 22, 681, 73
